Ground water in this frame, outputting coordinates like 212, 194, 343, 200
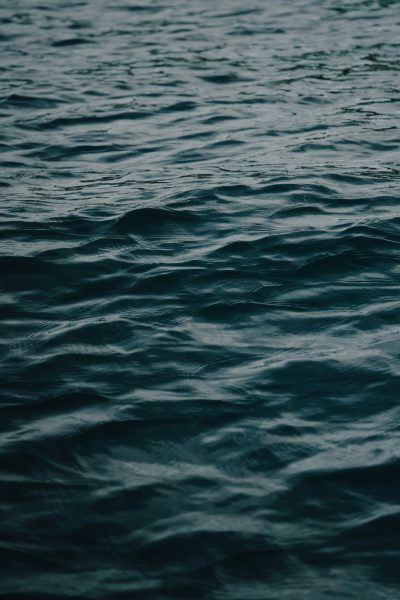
1, 0, 400, 597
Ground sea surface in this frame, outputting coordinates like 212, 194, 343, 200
1, 0, 400, 598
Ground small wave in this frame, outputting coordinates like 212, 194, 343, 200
113, 207, 199, 234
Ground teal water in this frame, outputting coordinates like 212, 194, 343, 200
1, 1, 400, 598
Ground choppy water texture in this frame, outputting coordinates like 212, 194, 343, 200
1, 0, 400, 598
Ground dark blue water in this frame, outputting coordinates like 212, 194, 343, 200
1, 0, 400, 598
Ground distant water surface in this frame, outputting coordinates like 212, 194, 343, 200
1, 0, 400, 598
